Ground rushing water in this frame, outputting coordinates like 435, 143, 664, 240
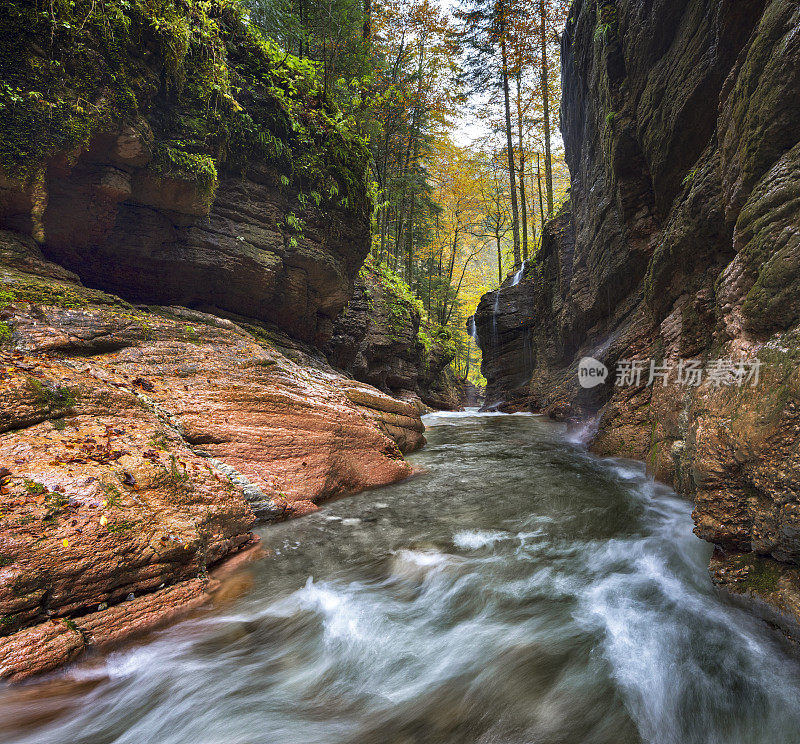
4, 411, 800, 744
510, 261, 527, 287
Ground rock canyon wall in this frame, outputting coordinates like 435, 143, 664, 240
327, 260, 464, 411
0, 0, 433, 679
476, 0, 800, 633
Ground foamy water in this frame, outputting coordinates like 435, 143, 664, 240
2, 413, 800, 744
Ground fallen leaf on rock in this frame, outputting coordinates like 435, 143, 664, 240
133, 377, 155, 392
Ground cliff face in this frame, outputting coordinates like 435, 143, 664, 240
326, 260, 464, 410
0, 0, 370, 346
476, 0, 800, 632
0, 0, 429, 679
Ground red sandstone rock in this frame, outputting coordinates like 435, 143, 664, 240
0, 239, 426, 680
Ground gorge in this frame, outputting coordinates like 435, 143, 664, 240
1, 0, 800, 740
475, 0, 800, 638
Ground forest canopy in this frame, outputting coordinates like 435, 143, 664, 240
243, 0, 571, 384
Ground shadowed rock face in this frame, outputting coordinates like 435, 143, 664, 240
326, 262, 463, 410
477, 0, 800, 633
2, 139, 369, 347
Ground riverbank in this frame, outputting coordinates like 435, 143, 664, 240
0, 237, 429, 681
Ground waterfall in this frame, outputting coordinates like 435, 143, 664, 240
510, 260, 527, 287
467, 316, 481, 351
492, 289, 501, 347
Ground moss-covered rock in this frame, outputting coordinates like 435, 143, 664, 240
0, 0, 369, 211
0, 0, 371, 344
326, 258, 462, 409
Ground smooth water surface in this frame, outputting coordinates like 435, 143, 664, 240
3, 411, 800, 744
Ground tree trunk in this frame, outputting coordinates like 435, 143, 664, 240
537, 153, 545, 228
380, 207, 387, 263
298, 0, 305, 57
497, 233, 503, 284
539, 0, 554, 216
500, 30, 521, 268
406, 193, 415, 282
515, 70, 528, 262
363, 0, 371, 41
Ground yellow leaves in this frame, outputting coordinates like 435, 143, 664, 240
101, 499, 108, 508
99, 515, 108, 526
62, 538, 69, 548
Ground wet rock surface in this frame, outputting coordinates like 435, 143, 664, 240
476, 0, 800, 631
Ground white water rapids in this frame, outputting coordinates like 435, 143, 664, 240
2, 411, 800, 744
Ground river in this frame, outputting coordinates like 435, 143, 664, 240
3, 411, 800, 744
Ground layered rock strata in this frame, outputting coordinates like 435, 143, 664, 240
0, 232, 422, 679
326, 260, 463, 410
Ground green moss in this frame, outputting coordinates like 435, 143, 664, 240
732, 553, 782, 594
45, 491, 68, 509
366, 259, 425, 318
23, 478, 47, 495
25, 378, 80, 409
100, 481, 122, 507
0, 278, 94, 309
107, 519, 136, 533
148, 432, 170, 451
0, 0, 370, 216
741, 243, 800, 331
43, 490, 68, 522
182, 325, 203, 345
168, 455, 190, 483
0, 321, 11, 345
